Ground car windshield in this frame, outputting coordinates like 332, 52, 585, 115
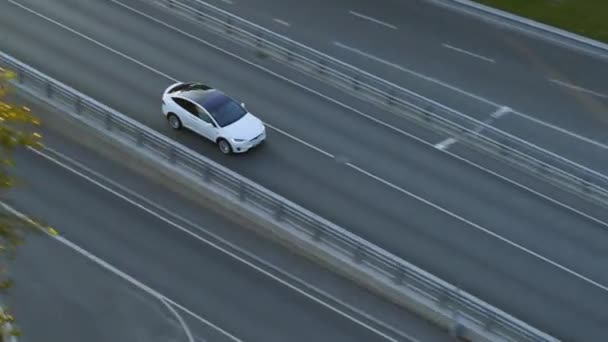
207, 98, 247, 127
184, 83, 211, 91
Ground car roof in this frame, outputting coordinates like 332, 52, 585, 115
182, 89, 233, 112
168, 82, 212, 93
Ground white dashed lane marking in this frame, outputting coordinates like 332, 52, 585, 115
348, 10, 397, 30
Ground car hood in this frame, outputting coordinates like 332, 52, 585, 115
221, 113, 265, 140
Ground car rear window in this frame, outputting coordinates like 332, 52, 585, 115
168, 83, 211, 93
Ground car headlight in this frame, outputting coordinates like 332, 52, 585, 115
232, 138, 245, 143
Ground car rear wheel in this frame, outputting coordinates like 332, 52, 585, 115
167, 113, 182, 130
217, 138, 232, 154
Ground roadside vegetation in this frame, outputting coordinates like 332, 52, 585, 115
0, 67, 44, 340
474, 0, 608, 43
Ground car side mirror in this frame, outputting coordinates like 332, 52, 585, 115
241, 102, 246, 109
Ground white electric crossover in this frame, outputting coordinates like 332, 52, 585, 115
161, 82, 266, 154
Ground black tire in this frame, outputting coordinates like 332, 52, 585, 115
167, 113, 182, 130
217, 138, 232, 155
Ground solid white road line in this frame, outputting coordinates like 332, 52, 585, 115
442, 43, 496, 63
7, 0, 177, 81
0, 201, 242, 342
348, 10, 397, 30
548, 79, 608, 99
13, 0, 608, 293
110, 0, 608, 157
434, 0, 608, 63
345, 161, 608, 292
331, 41, 608, 151
29, 146, 414, 342
264, 123, 335, 158
159, 297, 195, 342
272, 18, 291, 27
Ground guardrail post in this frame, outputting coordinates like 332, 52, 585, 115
225, 18, 233, 34
285, 48, 294, 62
17, 69, 24, 84
255, 32, 264, 48
386, 90, 396, 106
136, 131, 144, 147
424, 106, 433, 122
168, 147, 177, 164
448, 313, 465, 339
393, 266, 404, 284
483, 312, 497, 331
438, 288, 452, 307
352, 75, 360, 90
318, 60, 326, 75
74, 97, 82, 115
536, 162, 547, 175
498, 141, 509, 156
312, 225, 322, 241
45, 82, 53, 98
201, 165, 211, 182
274, 203, 283, 221
581, 179, 591, 193
353, 244, 365, 263
105, 113, 112, 130
238, 182, 246, 201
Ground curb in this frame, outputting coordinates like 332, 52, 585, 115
433, 0, 608, 60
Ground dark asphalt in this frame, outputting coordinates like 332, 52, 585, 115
1, 0, 608, 340
6, 232, 192, 342
3, 113, 447, 342
199, 0, 608, 174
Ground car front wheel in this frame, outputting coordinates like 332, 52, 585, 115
167, 113, 182, 130
217, 138, 232, 154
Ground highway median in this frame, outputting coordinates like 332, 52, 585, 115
0, 48, 558, 341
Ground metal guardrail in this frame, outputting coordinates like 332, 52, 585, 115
143, 0, 608, 209
0, 51, 558, 341
436, 0, 608, 60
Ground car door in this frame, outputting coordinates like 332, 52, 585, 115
171, 97, 198, 130
194, 106, 219, 141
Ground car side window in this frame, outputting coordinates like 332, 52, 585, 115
172, 97, 199, 117
196, 107, 214, 124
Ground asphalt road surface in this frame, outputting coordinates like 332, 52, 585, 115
3, 104, 448, 342
201, 0, 608, 174
1, 0, 608, 340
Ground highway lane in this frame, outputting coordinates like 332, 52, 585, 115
2, 0, 608, 339
4, 115, 439, 342
6, 225, 192, 342
198, 0, 608, 174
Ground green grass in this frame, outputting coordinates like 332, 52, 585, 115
473, 0, 608, 43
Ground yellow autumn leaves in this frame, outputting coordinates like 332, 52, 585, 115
0, 66, 46, 339
0, 67, 42, 188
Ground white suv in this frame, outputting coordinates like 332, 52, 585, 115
161, 82, 266, 154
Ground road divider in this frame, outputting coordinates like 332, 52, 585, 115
432, 0, 608, 61
0, 49, 557, 341
138, 0, 608, 211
